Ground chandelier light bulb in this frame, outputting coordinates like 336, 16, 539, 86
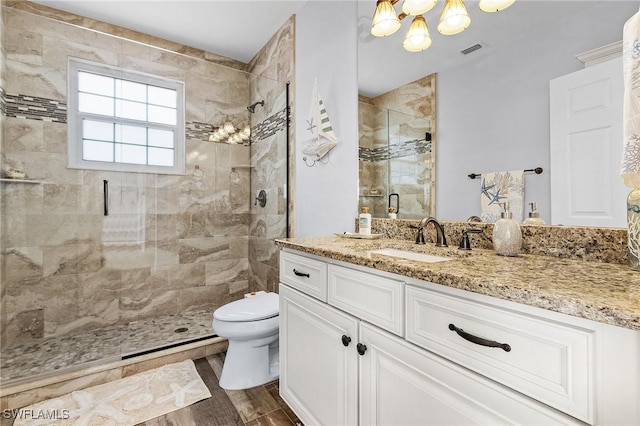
437, 0, 471, 35
402, 0, 437, 16
223, 122, 235, 134
403, 15, 432, 52
371, 0, 402, 37
478, 0, 516, 12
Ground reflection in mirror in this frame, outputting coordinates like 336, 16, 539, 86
358, 1, 639, 227
358, 75, 436, 219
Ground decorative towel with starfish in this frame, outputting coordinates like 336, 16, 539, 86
480, 170, 525, 223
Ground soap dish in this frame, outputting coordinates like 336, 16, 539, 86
335, 232, 383, 240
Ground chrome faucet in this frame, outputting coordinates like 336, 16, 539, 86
415, 217, 448, 247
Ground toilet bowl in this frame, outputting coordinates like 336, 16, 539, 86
212, 292, 279, 390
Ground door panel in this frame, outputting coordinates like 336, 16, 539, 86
550, 57, 626, 227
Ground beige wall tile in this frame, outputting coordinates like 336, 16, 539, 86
42, 36, 119, 69
4, 117, 44, 152
178, 285, 227, 313
205, 258, 248, 286
5, 59, 65, 99
119, 289, 180, 322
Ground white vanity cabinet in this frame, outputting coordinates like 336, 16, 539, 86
279, 249, 587, 426
279, 284, 358, 426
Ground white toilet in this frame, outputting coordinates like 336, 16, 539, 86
212, 292, 280, 390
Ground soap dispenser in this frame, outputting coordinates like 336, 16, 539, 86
492, 202, 522, 257
359, 207, 372, 235
523, 202, 545, 225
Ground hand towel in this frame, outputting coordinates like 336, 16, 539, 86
480, 170, 524, 223
622, 8, 640, 188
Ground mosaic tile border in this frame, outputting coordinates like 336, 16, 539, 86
252, 108, 287, 142
359, 138, 432, 162
3, 92, 287, 146
4, 92, 67, 123
0, 86, 6, 116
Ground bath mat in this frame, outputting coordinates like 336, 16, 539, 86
14, 359, 211, 426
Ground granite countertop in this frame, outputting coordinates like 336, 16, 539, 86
275, 237, 640, 332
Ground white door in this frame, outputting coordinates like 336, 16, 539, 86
358, 322, 578, 426
550, 57, 627, 227
279, 284, 359, 426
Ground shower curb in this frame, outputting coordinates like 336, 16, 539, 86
0, 337, 227, 410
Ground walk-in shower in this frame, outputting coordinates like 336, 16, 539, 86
0, 4, 292, 387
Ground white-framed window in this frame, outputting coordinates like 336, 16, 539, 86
68, 58, 185, 174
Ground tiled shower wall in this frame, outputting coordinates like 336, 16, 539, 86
0, 2, 290, 349
247, 17, 294, 294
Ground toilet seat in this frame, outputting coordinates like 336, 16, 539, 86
213, 292, 279, 322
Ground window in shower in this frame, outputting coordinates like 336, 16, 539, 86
67, 58, 186, 174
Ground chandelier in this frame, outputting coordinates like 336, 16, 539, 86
371, 0, 516, 52
209, 122, 251, 144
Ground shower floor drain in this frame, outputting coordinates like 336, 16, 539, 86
174, 327, 189, 333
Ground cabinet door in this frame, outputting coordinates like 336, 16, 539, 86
280, 284, 359, 426
359, 322, 579, 426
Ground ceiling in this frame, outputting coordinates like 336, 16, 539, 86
30, 1, 616, 97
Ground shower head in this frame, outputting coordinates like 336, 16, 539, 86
247, 100, 264, 113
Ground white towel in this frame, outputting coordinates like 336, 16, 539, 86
622, 9, 640, 188
480, 170, 524, 223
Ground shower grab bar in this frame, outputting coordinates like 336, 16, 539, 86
103, 180, 108, 216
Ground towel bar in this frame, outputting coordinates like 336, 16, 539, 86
468, 167, 543, 180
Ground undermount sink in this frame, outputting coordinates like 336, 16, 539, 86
369, 248, 453, 263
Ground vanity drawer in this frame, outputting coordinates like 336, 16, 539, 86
280, 251, 328, 301
328, 264, 404, 336
405, 285, 595, 424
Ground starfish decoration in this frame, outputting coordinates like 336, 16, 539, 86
480, 178, 496, 199
155, 379, 208, 407
487, 188, 506, 205
306, 118, 316, 134
68, 385, 137, 426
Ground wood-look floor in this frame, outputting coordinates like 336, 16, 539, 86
137, 353, 302, 426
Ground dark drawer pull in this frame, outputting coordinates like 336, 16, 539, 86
293, 269, 310, 278
448, 323, 511, 352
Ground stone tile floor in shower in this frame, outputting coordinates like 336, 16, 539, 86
0, 309, 215, 384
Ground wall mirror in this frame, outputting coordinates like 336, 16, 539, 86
357, 0, 638, 226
